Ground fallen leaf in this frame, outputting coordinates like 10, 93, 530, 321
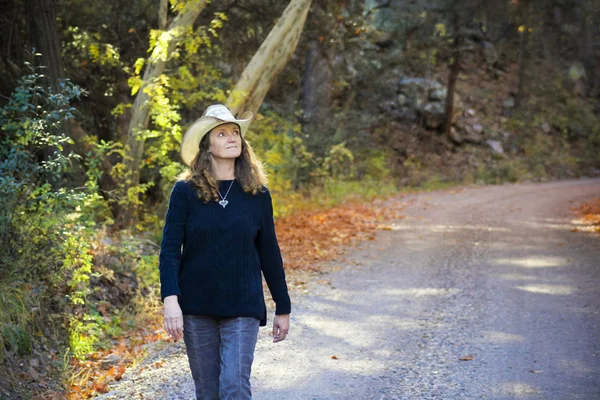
459, 355, 474, 361
529, 369, 543, 373
331, 355, 339, 360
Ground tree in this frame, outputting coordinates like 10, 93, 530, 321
226, 0, 313, 116
443, 1, 462, 138
515, 0, 532, 109
122, 0, 209, 223
26, 0, 64, 93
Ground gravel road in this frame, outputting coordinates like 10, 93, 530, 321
96, 178, 600, 400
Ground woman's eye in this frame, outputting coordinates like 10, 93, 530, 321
218, 132, 224, 137
233, 131, 239, 136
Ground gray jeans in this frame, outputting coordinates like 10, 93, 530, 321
183, 315, 260, 400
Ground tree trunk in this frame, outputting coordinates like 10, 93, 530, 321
579, 2, 595, 96
302, 39, 332, 127
122, 0, 208, 225
226, 0, 313, 116
26, 0, 64, 93
444, 7, 461, 138
26, 0, 66, 165
515, 0, 531, 109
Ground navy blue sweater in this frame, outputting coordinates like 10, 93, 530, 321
159, 179, 291, 326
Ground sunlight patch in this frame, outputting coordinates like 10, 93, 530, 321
497, 273, 539, 281
492, 382, 541, 396
515, 284, 574, 295
493, 256, 569, 268
380, 287, 462, 297
481, 330, 524, 343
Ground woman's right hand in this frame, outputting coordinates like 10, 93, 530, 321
163, 295, 183, 341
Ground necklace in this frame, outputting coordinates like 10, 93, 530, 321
217, 180, 234, 208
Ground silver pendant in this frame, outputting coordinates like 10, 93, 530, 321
219, 199, 229, 208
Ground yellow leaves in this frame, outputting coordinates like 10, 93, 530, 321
87, 42, 120, 66
517, 25, 533, 34
435, 23, 446, 37
127, 76, 143, 96
210, 12, 229, 37
134, 57, 145, 75
89, 43, 100, 61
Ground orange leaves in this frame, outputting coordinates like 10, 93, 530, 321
63, 322, 163, 399
571, 198, 600, 234
459, 355, 474, 361
276, 198, 404, 273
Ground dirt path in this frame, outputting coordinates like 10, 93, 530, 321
97, 178, 600, 400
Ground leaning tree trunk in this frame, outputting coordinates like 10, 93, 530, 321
122, 0, 208, 225
226, 0, 313, 116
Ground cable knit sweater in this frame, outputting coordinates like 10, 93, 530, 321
158, 179, 291, 326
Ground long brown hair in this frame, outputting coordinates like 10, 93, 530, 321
177, 129, 268, 203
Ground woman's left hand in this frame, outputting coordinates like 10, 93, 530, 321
272, 314, 290, 343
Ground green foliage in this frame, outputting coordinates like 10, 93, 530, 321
246, 111, 314, 195
0, 62, 121, 368
322, 142, 355, 180
316, 177, 398, 208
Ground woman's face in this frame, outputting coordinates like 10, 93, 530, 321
208, 123, 242, 160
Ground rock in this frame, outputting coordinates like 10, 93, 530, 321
491, 67, 505, 79
449, 127, 463, 144
481, 41, 498, 65
379, 101, 417, 122
472, 123, 483, 133
463, 130, 484, 144
486, 140, 504, 154
365, 0, 391, 13
467, 108, 476, 116
541, 122, 551, 133
503, 97, 515, 108
420, 102, 445, 129
379, 100, 397, 114
374, 31, 394, 47
398, 78, 443, 107
398, 108, 418, 122
429, 87, 447, 101
397, 94, 408, 106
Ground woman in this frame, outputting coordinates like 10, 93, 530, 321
159, 104, 291, 399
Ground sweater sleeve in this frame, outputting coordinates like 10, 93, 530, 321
256, 188, 291, 315
159, 180, 188, 302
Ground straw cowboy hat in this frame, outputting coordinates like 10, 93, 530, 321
180, 104, 253, 167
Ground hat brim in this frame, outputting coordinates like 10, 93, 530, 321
180, 110, 253, 167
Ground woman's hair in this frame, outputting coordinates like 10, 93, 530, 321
177, 128, 268, 203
